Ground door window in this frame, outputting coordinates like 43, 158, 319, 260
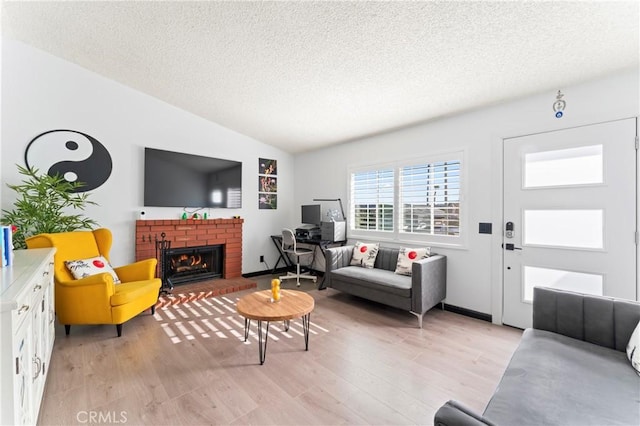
524, 145, 603, 188
523, 209, 603, 249
523, 266, 603, 302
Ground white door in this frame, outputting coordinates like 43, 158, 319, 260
503, 119, 637, 329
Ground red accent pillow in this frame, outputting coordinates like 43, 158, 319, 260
394, 247, 431, 276
350, 242, 380, 268
64, 256, 121, 284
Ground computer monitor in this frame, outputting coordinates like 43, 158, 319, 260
301, 204, 321, 226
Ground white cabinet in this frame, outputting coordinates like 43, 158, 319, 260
0, 248, 55, 425
13, 318, 32, 425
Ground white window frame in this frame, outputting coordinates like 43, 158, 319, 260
348, 151, 466, 248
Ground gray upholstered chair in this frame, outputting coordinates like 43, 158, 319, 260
279, 228, 317, 287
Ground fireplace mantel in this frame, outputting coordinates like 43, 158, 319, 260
135, 218, 243, 279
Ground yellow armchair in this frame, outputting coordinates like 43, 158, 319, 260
26, 228, 161, 337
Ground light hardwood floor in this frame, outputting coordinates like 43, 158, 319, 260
38, 275, 522, 425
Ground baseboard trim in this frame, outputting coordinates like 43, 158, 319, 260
443, 303, 492, 323
242, 268, 288, 278
243, 270, 271, 278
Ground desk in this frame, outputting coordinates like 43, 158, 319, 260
270, 235, 346, 288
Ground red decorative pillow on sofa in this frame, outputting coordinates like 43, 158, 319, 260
350, 242, 379, 269
394, 247, 431, 276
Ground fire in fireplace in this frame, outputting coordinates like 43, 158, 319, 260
172, 253, 206, 273
164, 245, 223, 286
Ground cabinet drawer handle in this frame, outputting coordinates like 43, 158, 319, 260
33, 284, 42, 292
33, 356, 42, 379
18, 305, 29, 315
42, 270, 49, 276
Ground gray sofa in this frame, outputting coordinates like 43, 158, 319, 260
434, 286, 640, 426
323, 245, 446, 327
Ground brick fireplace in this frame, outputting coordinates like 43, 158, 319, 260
135, 218, 243, 281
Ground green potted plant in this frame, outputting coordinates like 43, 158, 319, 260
1, 165, 99, 249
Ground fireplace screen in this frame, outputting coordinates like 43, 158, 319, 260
164, 245, 223, 286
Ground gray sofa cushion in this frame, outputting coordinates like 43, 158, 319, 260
373, 247, 400, 272
331, 266, 411, 297
483, 328, 640, 426
533, 287, 640, 352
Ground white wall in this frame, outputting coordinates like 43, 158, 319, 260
294, 68, 640, 318
2, 38, 638, 317
1, 39, 295, 271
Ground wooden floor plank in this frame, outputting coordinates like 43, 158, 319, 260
37, 276, 522, 425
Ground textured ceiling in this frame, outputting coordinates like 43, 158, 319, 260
2, 1, 639, 153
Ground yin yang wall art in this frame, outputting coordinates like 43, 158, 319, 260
24, 129, 113, 193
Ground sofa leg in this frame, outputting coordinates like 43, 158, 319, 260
151, 304, 156, 315
116, 324, 123, 337
410, 311, 424, 328
64, 325, 71, 335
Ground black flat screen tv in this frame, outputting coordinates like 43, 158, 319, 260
144, 147, 242, 208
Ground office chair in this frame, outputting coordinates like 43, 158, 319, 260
279, 228, 317, 287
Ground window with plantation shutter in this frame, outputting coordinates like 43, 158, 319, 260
349, 152, 464, 245
400, 161, 460, 236
351, 169, 394, 231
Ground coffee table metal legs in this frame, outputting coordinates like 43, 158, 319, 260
302, 313, 310, 350
244, 319, 270, 365
243, 315, 312, 364
257, 320, 270, 365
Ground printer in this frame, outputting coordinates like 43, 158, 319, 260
295, 224, 321, 240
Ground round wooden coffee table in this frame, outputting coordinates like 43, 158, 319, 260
236, 289, 315, 364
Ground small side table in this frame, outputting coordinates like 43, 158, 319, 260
236, 290, 315, 365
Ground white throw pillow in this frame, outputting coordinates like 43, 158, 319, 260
394, 247, 431, 276
350, 242, 379, 269
626, 320, 640, 376
65, 256, 121, 284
